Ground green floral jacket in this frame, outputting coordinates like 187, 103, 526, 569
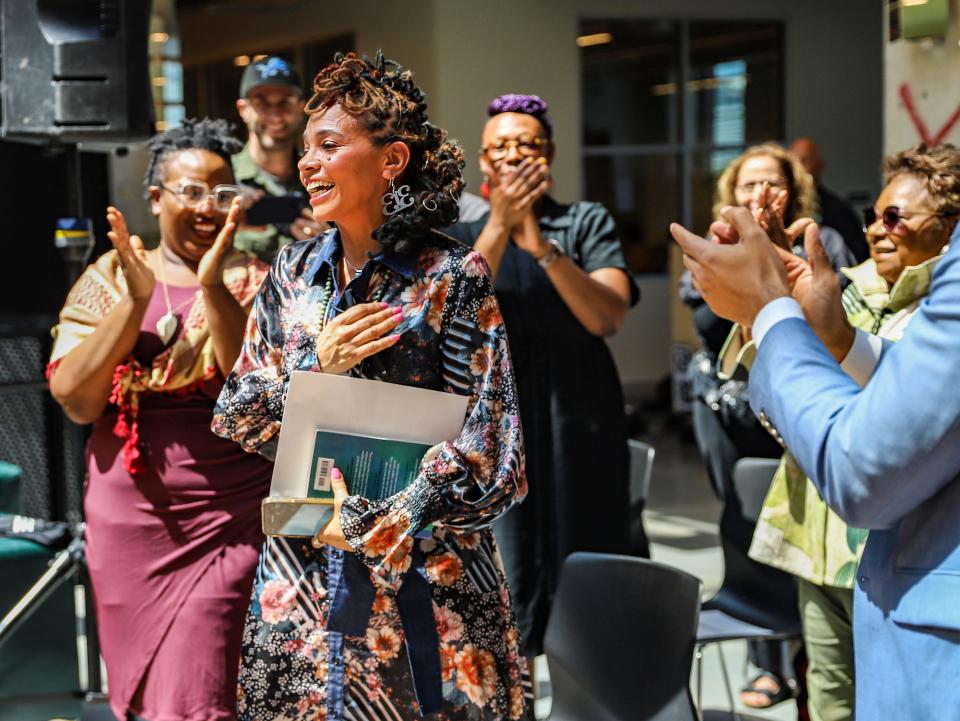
720, 251, 943, 587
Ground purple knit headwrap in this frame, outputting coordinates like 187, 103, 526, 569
487, 93, 553, 139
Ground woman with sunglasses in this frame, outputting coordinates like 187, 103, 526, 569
446, 94, 639, 662
48, 119, 272, 721
731, 143, 960, 721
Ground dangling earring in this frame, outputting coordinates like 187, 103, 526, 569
381, 177, 414, 216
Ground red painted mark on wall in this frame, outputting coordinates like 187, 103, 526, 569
899, 83, 960, 145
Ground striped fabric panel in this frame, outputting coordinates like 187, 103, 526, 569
263, 536, 323, 624
343, 683, 405, 721
442, 535, 500, 594
441, 316, 477, 393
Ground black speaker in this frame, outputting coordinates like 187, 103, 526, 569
0, 0, 153, 143
0, 315, 86, 521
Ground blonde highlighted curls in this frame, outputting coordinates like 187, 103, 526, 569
713, 143, 817, 226
307, 51, 465, 255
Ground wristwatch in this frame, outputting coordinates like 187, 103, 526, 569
536, 238, 565, 269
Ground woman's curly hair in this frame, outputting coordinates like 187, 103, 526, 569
882, 144, 960, 229
306, 51, 465, 255
713, 143, 817, 225
144, 117, 242, 193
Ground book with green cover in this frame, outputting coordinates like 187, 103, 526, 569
307, 430, 432, 502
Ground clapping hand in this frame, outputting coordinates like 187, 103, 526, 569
771, 223, 855, 361
197, 197, 241, 288
702, 212, 855, 360
488, 157, 550, 231
106, 206, 155, 302
671, 206, 790, 327
751, 183, 814, 252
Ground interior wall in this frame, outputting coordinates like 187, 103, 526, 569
430, 0, 882, 392
178, 0, 438, 99
431, 0, 883, 203
885, 6, 960, 154
172, 0, 883, 394
177, 0, 882, 230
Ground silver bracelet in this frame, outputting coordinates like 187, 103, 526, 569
537, 238, 565, 269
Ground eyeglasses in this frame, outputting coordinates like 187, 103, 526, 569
736, 179, 787, 194
481, 136, 550, 160
159, 180, 242, 213
861, 205, 959, 234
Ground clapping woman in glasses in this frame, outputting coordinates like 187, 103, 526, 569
445, 94, 639, 662
48, 118, 272, 721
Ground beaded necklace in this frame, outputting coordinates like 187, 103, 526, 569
318, 259, 394, 329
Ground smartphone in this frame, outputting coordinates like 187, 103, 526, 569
246, 193, 309, 226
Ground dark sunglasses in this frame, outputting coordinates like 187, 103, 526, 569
862, 205, 957, 233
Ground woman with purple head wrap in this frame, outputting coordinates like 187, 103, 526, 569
446, 93, 643, 660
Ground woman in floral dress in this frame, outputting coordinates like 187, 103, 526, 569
213, 53, 530, 721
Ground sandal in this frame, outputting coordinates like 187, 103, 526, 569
739, 672, 791, 709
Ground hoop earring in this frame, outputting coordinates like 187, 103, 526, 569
423, 197, 439, 212
381, 178, 414, 216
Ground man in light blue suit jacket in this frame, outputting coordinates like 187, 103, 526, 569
672, 207, 960, 720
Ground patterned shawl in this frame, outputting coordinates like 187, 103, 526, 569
50, 248, 269, 473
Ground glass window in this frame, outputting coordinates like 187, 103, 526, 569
688, 22, 784, 146
580, 20, 681, 147
580, 19, 784, 273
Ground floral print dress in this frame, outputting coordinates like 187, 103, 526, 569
212, 228, 531, 721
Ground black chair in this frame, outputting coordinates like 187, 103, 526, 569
628, 439, 654, 558
695, 457, 802, 715
544, 552, 702, 721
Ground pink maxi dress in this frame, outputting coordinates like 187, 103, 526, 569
82, 285, 272, 721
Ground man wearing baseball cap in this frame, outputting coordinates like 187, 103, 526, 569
234, 56, 321, 262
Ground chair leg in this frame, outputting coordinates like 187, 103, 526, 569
695, 644, 704, 718
716, 644, 742, 721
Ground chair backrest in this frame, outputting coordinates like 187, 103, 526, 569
732, 457, 781, 521
545, 552, 702, 721
628, 439, 655, 507
708, 457, 800, 631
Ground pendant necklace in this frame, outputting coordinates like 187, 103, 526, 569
155, 248, 197, 345
342, 252, 366, 277
319, 261, 394, 331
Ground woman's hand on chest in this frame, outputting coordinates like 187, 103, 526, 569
315, 301, 404, 375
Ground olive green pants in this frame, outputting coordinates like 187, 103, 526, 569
797, 578, 855, 721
